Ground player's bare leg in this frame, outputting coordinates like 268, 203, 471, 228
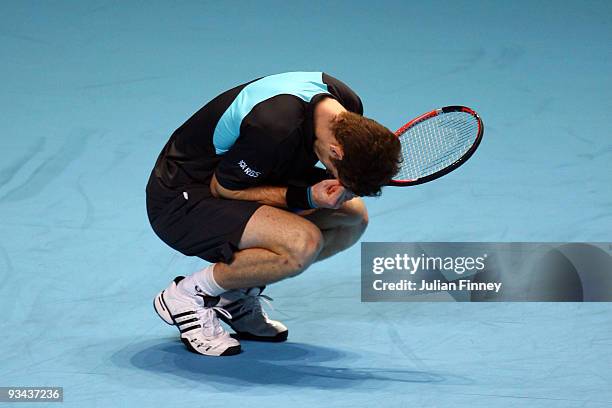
212, 205, 324, 289
213, 197, 367, 288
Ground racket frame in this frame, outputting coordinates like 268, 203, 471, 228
389, 105, 484, 186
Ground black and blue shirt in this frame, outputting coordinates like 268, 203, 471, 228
153, 72, 363, 191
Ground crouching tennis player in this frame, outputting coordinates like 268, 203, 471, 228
146, 72, 400, 356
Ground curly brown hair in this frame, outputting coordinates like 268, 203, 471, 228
331, 111, 401, 196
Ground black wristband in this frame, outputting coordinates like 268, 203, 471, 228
286, 185, 313, 210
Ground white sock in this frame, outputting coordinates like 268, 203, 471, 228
178, 263, 226, 297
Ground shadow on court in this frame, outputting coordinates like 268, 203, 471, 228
110, 339, 465, 390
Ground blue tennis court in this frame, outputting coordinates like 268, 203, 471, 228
1, 1, 611, 406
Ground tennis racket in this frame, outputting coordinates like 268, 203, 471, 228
389, 106, 484, 186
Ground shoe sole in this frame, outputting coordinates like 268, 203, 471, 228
181, 338, 242, 356
234, 330, 289, 342
153, 290, 242, 356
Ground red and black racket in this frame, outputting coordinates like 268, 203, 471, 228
389, 106, 484, 186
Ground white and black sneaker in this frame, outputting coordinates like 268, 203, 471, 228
154, 276, 241, 356
217, 287, 288, 342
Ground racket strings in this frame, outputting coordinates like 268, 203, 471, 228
397, 111, 479, 181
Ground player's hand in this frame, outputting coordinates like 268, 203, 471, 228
310, 179, 353, 209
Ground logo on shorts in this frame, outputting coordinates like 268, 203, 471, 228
238, 160, 261, 178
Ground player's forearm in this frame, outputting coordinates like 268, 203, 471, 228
210, 174, 288, 207
224, 185, 288, 207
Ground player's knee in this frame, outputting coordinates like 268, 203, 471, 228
285, 226, 323, 275
346, 198, 369, 228
292, 227, 323, 267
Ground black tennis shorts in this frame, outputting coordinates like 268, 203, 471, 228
146, 173, 262, 263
